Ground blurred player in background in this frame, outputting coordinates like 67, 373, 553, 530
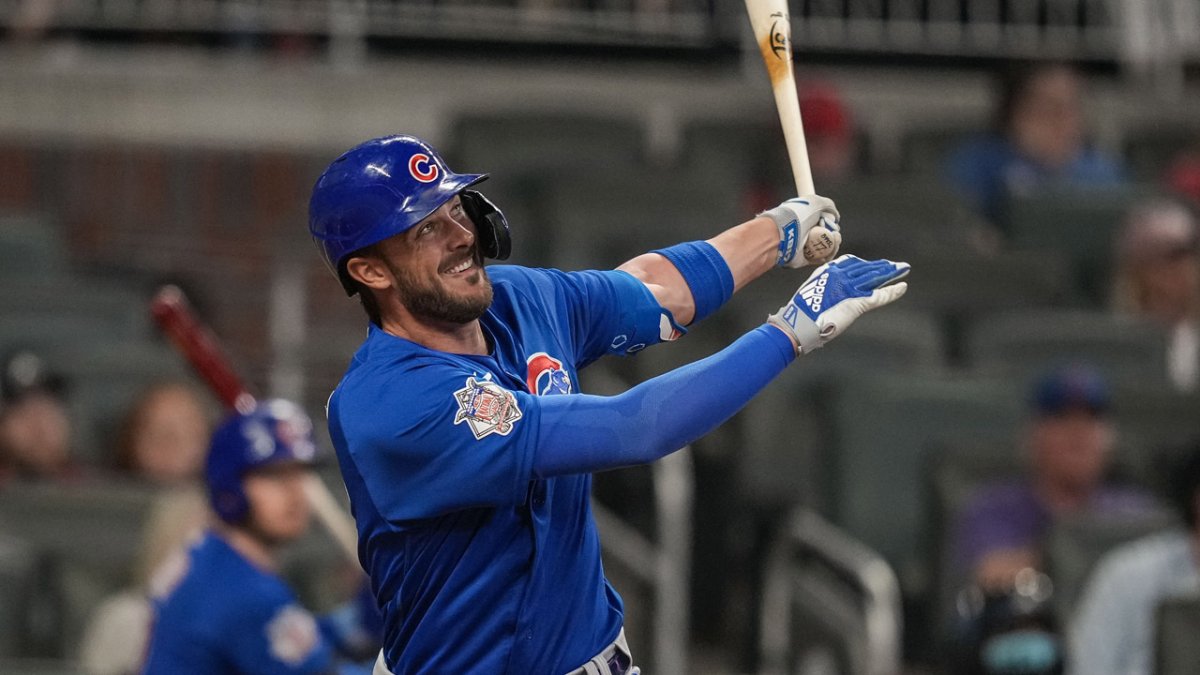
142, 399, 376, 674
944, 61, 1126, 224
309, 135, 910, 673
951, 365, 1155, 592
0, 348, 81, 484
1111, 199, 1200, 392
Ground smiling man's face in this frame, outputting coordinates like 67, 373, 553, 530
373, 195, 494, 325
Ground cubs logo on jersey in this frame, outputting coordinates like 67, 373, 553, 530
526, 353, 572, 396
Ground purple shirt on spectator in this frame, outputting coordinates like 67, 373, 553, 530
954, 479, 1156, 573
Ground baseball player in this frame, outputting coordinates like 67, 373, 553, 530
142, 399, 375, 674
308, 135, 910, 674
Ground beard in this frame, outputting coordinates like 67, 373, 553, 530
388, 256, 493, 324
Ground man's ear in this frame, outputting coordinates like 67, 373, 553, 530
345, 255, 392, 291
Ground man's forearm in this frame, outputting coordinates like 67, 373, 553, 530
706, 215, 780, 293
531, 324, 796, 477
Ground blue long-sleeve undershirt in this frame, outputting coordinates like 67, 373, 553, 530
532, 324, 796, 477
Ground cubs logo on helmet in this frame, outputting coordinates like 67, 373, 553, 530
526, 353, 572, 396
408, 153, 439, 183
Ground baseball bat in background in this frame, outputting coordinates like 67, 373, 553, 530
150, 285, 360, 566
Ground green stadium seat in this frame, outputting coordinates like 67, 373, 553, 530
0, 215, 67, 282
963, 308, 1169, 386
1122, 123, 1200, 181
1045, 509, 1178, 623
0, 536, 38, 659
541, 168, 742, 270
900, 249, 1076, 318
1155, 593, 1200, 675
0, 482, 162, 658
897, 121, 984, 175
821, 374, 1024, 595
447, 112, 645, 179
823, 177, 989, 260
1003, 186, 1151, 303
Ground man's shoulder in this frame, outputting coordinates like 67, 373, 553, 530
1092, 529, 1196, 590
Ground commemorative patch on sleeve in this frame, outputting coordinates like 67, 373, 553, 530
453, 376, 523, 439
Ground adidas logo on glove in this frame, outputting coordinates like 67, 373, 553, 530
800, 272, 829, 312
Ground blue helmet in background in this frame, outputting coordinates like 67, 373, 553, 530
309, 135, 505, 295
205, 399, 318, 524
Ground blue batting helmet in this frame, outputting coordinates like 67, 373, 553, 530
308, 135, 488, 295
205, 399, 318, 524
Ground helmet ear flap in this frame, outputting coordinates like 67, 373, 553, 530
460, 190, 511, 261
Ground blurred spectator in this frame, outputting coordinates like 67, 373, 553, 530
1067, 439, 1200, 675
113, 381, 213, 485
951, 365, 1155, 592
0, 348, 80, 483
741, 78, 858, 214
944, 62, 1126, 224
1111, 199, 1200, 392
79, 485, 210, 675
1165, 144, 1200, 209
799, 79, 857, 185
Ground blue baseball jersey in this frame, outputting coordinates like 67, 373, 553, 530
142, 531, 335, 674
327, 265, 670, 674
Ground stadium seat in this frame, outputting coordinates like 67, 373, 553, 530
1122, 123, 1200, 181
923, 439, 1024, 636
541, 167, 742, 270
0, 659, 84, 675
823, 177, 989, 260
0, 279, 152, 348
819, 374, 1024, 596
1155, 593, 1200, 675
0, 536, 38, 659
736, 305, 948, 512
678, 117, 792, 194
963, 308, 1169, 386
896, 120, 984, 175
0, 214, 67, 282
1002, 186, 1151, 302
446, 111, 645, 179
0, 482, 162, 658
1044, 509, 1178, 623
899, 249, 1075, 318
1108, 387, 1200, 490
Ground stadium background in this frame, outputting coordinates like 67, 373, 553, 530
1, 1, 1199, 673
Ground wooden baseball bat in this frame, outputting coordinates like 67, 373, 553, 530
150, 285, 360, 566
744, 0, 814, 196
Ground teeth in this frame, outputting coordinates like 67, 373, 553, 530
447, 259, 473, 274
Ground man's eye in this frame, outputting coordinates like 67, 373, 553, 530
420, 223, 435, 235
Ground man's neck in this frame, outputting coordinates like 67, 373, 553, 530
216, 523, 279, 572
380, 315, 488, 356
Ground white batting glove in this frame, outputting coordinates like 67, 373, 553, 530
768, 254, 910, 355
759, 195, 842, 268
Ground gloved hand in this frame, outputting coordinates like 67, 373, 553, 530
759, 195, 842, 267
768, 254, 909, 354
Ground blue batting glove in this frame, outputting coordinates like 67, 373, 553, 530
768, 254, 910, 354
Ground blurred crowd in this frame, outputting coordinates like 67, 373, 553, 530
1, 53, 1199, 674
